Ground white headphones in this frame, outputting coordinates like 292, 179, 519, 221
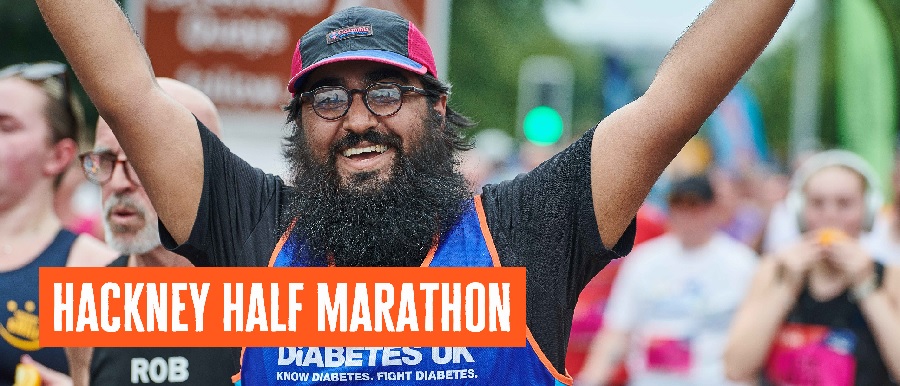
785, 149, 883, 233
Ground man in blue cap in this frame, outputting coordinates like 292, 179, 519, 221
36, 2, 795, 384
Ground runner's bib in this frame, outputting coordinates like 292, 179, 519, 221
765, 323, 856, 386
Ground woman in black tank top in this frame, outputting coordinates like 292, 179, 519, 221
0, 61, 88, 386
0, 63, 118, 385
723, 151, 900, 385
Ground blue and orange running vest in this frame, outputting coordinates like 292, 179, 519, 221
234, 197, 572, 385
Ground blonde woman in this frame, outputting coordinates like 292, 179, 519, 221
0, 62, 116, 385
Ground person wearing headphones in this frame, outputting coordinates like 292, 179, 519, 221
724, 150, 900, 385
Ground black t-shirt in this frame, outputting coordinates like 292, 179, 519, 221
160, 120, 635, 373
89, 346, 240, 386
762, 280, 897, 386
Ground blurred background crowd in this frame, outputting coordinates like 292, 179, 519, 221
3, 0, 900, 385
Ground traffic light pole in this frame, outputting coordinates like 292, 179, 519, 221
516, 55, 574, 146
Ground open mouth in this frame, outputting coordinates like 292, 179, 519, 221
342, 144, 388, 161
109, 206, 141, 223
332, 134, 399, 178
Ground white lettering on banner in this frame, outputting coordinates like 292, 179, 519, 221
350, 284, 372, 332
175, 65, 283, 108
177, 12, 288, 59
376, 371, 413, 380
125, 284, 145, 332
131, 357, 190, 383
246, 283, 268, 332
318, 283, 347, 332
272, 350, 480, 382
53, 283, 73, 332
396, 283, 418, 332
101, 282, 120, 332
146, 284, 168, 332
311, 372, 376, 382
346, 347, 363, 366
222, 283, 304, 332
55, 283, 209, 333
76, 283, 98, 332
401, 347, 423, 365
442, 283, 461, 332
431, 347, 474, 365
315, 282, 511, 333
149, 0, 328, 15
272, 369, 478, 382
171, 283, 188, 332
276, 372, 311, 381
277, 347, 473, 368
374, 283, 395, 332
415, 369, 478, 380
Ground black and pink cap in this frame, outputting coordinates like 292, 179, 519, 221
287, 7, 437, 95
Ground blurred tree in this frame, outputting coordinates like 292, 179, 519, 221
745, 0, 900, 169
744, 44, 797, 166
873, 0, 900, 136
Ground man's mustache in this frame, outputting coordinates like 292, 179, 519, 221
331, 130, 403, 154
104, 194, 146, 221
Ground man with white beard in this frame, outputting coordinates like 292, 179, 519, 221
65, 78, 240, 386
94, 78, 221, 259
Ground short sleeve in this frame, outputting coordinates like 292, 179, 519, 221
158, 119, 284, 268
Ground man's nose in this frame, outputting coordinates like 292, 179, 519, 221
821, 204, 845, 225
342, 93, 378, 134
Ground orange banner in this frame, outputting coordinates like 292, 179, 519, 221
38, 267, 525, 348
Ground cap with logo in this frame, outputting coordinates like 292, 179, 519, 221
287, 6, 437, 95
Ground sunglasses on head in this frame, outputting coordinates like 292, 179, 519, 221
0, 61, 77, 133
0, 61, 68, 82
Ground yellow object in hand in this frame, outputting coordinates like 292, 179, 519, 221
818, 228, 849, 246
13, 363, 41, 386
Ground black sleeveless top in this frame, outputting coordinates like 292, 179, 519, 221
762, 272, 897, 386
0, 230, 75, 386
87, 255, 240, 385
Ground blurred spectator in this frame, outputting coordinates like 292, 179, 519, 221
578, 173, 757, 386
725, 150, 900, 384
66, 78, 239, 386
713, 166, 783, 251
567, 203, 668, 380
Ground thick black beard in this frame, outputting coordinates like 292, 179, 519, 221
284, 111, 471, 267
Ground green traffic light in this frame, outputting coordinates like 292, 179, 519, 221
523, 106, 564, 146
